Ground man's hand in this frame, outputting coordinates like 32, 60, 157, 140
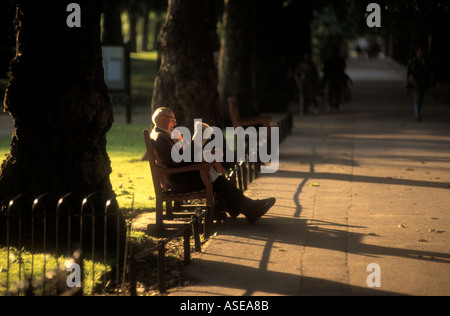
213, 162, 227, 175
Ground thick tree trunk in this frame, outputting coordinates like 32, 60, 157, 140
250, 1, 314, 113
151, 0, 222, 129
102, 0, 124, 45
219, 0, 258, 122
0, 1, 115, 210
252, 0, 288, 113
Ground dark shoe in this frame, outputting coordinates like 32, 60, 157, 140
216, 196, 240, 219
214, 210, 228, 222
228, 210, 241, 220
245, 198, 276, 224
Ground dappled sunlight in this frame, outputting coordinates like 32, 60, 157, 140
107, 123, 155, 211
109, 156, 155, 211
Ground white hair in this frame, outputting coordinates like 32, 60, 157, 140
152, 107, 173, 126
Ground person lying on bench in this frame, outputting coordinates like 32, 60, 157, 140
150, 107, 276, 224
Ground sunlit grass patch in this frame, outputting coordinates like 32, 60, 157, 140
0, 135, 10, 161
0, 247, 111, 296
107, 122, 155, 211
109, 156, 155, 211
130, 51, 158, 96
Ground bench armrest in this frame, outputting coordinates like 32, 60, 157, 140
159, 162, 214, 175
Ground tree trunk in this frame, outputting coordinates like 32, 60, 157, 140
151, 0, 222, 129
0, 1, 115, 212
219, 0, 258, 122
252, 0, 287, 113
128, 7, 137, 53
102, 0, 124, 45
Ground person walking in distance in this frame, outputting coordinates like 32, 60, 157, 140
406, 45, 432, 121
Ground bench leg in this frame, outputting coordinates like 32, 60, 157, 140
154, 199, 164, 234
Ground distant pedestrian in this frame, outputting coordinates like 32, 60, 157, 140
323, 47, 347, 111
295, 53, 319, 115
341, 71, 353, 105
406, 46, 432, 121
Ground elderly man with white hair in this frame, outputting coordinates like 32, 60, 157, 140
149, 107, 275, 224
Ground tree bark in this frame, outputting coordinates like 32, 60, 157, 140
251, 0, 288, 113
151, 0, 222, 129
102, 0, 124, 45
219, 0, 258, 122
128, 7, 137, 52
0, 1, 115, 210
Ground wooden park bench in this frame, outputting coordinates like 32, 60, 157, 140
227, 96, 293, 145
143, 129, 216, 235
227, 97, 272, 130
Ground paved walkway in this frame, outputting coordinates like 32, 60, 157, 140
170, 58, 450, 296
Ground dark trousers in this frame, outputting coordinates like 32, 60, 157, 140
412, 79, 426, 118
169, 172, 249, 216
213, 176, 250, 216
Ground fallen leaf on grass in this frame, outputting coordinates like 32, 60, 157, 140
398, 224, 406, 228
308, 183, 320, 187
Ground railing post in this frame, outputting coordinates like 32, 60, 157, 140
183, 227, 191, 265
32, 193, 50, 295
157, 242, 166, 294
204, 206, 211, 240
193, 215, 201, 253
128, 244, 137, 296
74, 249, 84, 296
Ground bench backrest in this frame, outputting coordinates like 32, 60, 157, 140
227, 97, 240, 128
143, 129, 163, 198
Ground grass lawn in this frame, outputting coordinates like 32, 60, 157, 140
130, 51, 158, 96
0, 246, 111, 296
107, 122, 155, 211
107, 51, 158, 211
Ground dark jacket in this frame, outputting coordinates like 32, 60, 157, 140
150, 126, 205, 193
407, 57, 430, 88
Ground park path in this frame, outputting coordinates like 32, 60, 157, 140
170, 57, 450, 296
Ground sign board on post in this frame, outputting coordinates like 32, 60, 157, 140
102, 45, 131, 123
102, 46, 126, 90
